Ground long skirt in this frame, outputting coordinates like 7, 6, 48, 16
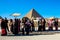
13, 26, 18, 35
38, 25, 42, 31
1, 28, 7, 36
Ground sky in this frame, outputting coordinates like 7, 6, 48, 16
0, 0, 60, 19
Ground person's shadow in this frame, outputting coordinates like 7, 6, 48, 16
5, 31, 59, 36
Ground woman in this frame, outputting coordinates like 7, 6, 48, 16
5, 18, 9, 32
18, 19, 21, 32
13, 19, 18, 35
8, 19, 13, 33
25, 20, 31, 35
1, 19, 7, 36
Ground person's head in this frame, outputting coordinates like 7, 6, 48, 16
18, 19, 20, 21
39, 19, 42, 23
27, 20, 30, 23
10, 19, 13, 22
55, 19, 58, 22
42, 19, 44, 21
15, 18, 17, 21
39, 19, 42, 21
5, 17, 7, 20
1, 19, 5, 22
50, 19, 53, 21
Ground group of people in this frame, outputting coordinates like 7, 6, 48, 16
0, 17, 58, 36
48, 18, 58, 31
38, 18, 58, 31
0, 17, 35, 36
0, 18, 21, 36
38, 19, 46, 31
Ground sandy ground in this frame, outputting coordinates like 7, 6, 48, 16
0, 33, 60, 40
0, 27, 60, 40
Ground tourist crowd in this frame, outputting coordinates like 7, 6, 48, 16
0, 17, 58, 36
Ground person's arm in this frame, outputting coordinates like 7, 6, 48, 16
6, 23, 9, 32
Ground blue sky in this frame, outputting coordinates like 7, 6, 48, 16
0, 0, 60, 19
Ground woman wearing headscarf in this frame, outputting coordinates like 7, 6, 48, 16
1, 19, 7, 36
48, 19, 54, 31
8, 19, 13, 33
18, 19, 21, 32
25, 20, 31, 35
13, 19, 19, 35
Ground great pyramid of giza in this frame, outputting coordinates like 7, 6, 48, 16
25, 8, 44, 20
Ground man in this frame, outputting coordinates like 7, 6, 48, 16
31, 20, 35, 31
54, 19, 58, 30
42, 19, 46, 31
38, 19, 42, 31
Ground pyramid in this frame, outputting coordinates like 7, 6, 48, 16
25, 9, 44, 20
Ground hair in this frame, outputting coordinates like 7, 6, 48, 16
10, 19, 13, 22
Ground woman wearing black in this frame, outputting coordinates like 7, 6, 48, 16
5, 18, 9, 32
18, 19, 21, 32
1, 19, 7, 36
13, 19, 19, 35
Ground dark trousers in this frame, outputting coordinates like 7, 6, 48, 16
42, 26, 45, 31
25, 28, 30, 35
32, 27, 35, 31
55, 26, 58, 30
22, 28, 25, 35
13, 27, 18, 35
38, 26, 42, 31
48, 26, 53, 31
